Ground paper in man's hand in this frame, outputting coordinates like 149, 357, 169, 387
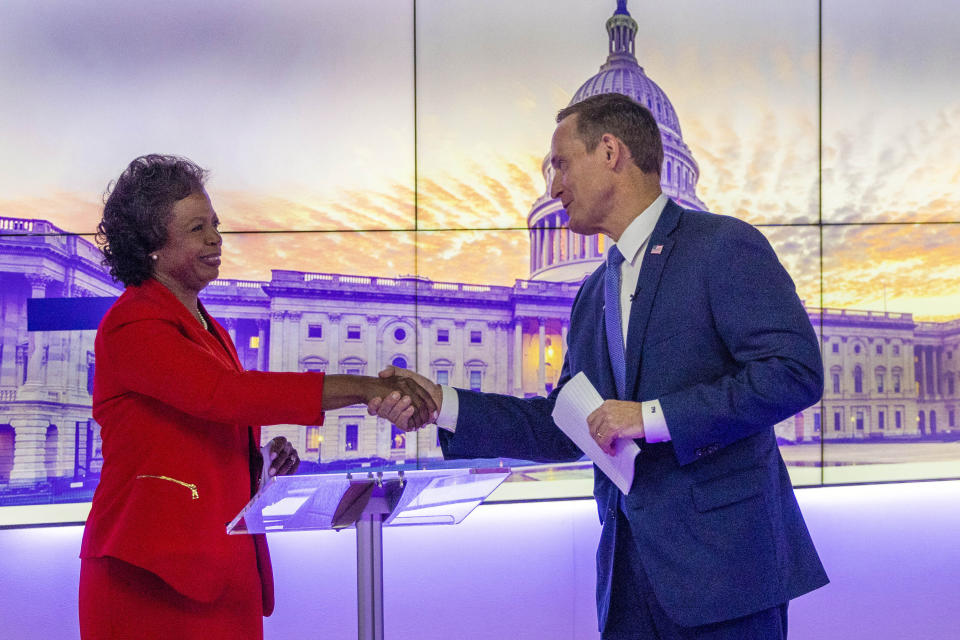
551, 372, 640, 493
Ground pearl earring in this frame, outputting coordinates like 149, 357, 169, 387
150, 254, 158, 261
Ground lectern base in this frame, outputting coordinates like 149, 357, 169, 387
356, 513, 384, 640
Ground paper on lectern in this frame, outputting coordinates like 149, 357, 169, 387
551, 372, 640, 494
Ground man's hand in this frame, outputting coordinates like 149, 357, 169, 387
365, 371, 439, 431
367, 366, 442, 431
588, 400, 645, 455
265, 436, 300, 477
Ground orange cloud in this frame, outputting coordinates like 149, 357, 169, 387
215, 228, 530, 289
0, 192, 102, 234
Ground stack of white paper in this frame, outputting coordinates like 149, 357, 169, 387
551, 372, 640, 493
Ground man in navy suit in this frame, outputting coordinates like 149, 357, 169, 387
374, 93, 827, 639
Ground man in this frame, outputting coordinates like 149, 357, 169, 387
374, 93, 827, 639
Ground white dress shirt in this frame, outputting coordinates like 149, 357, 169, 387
435, 193, 672, 445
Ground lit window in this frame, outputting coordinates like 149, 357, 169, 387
391, 425, 406, 450
306, 426, 321, 452
249, 335, 260, 349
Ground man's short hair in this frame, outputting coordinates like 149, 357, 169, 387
557, 93, 663, 175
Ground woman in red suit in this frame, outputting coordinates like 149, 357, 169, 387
79, 155, 434, 639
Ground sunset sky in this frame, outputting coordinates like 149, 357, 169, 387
1, 0, 958, 320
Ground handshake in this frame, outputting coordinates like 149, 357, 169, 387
365, 366, 442, 432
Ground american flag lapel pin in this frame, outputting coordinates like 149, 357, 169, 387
651, 244, 663, 255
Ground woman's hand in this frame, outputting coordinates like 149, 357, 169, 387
264, 436, 300, 477
365, 374, 438, 432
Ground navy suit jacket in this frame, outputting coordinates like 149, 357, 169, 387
440, 200, 828, 628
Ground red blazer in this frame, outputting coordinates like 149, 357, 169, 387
80, 278, 325, 616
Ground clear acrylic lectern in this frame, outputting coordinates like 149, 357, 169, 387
227, 468, 511, 640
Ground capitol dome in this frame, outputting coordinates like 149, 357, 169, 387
529, 0, 706, 282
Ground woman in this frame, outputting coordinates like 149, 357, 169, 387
79, 155, 434, 639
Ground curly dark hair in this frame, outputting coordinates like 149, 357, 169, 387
96, 154, 208, 286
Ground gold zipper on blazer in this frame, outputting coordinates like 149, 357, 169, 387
136, 474, 199, 500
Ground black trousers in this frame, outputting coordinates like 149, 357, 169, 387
602, 507, 788, 640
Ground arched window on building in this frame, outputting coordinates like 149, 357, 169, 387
465, 359, 487, 392
853, 365, 863, 393
45, 424, 58, 479
432, 358, 454, 386
830, 365, 842, 394
301, 356, 328, 373
339, 357, 365, 376
875, 366, 886, 393
892, 367, 902, 393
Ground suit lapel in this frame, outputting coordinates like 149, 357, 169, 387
201, 302, 243, 372
141, 279, 242, 372
624, 200, 682, 400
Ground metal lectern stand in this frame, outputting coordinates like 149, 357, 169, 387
228, 468, 510, 640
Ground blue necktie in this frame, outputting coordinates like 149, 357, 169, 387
605, 246, 627, 400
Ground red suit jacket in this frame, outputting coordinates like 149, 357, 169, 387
80, 278, 325, 615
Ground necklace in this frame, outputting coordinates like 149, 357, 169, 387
196, 308, 208, 331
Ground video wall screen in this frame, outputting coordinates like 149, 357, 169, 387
1, 0, 958, 520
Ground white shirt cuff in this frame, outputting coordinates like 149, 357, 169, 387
642, 400, 670, 442
436, 385, 459, 432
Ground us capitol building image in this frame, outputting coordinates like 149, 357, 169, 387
0, 1, 957, 499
